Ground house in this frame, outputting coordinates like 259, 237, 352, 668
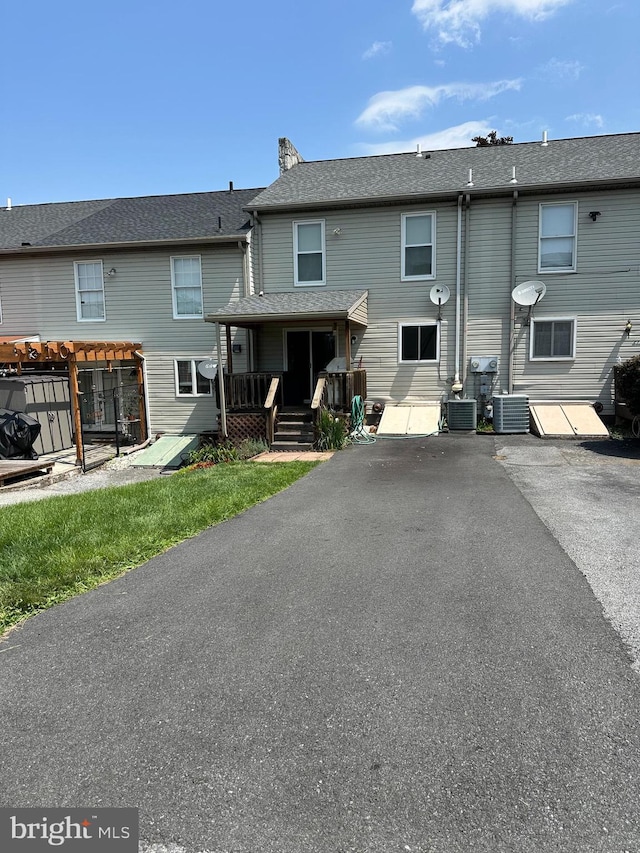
0, 187, 261, 462
208, 132, 640, 438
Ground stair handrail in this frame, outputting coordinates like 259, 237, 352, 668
311, 376, 328, 425
264, 376, 280, 446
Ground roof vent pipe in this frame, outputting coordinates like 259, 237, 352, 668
6, 198, 11, 210
541, 130, 548, 147
509, 166, 518, 184
466, 169, 474, 187
416, 143, 422, 157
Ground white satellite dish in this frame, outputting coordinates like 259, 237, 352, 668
429, 284, 451, 305
512, 281, 546, 306
197, 360, 218, 379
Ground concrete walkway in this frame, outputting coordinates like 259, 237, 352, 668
2, 435, 640, 852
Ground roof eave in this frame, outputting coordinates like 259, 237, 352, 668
0, 233, 249, 256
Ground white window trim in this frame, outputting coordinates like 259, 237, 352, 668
293, 220, 326, 287
538, 201, 578, 274
174, 358, 213, 397
74, 260, 106, 323
398, 320, 441, 364
401, 211, 436, 281
529, 316, 577, 361
171, 255, 203, 319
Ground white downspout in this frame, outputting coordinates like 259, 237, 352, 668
451, 195, 464, 395
134, 351, 151, 440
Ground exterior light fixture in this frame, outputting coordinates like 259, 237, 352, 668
588, 211, 601, 222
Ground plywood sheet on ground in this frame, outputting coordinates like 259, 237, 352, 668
378, 405, 440, 436
530, 404, 609, 439
131, 434, 199, 468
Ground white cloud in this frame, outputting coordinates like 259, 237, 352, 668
411, 0, 574, 47
538, 58, 584, 81
566, 112, 604, 128
362, 41, 392, 60
355, 79, 522, 132
358, 121, 496, 154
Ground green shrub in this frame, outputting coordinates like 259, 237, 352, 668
315, 407, 349, 451
615, 355, 640, 416
187, 441, 239, 466
236, 438, 269, 459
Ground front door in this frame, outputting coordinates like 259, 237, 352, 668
284, 330, 336, 405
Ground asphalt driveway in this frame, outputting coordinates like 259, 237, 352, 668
1, 435, 640, 852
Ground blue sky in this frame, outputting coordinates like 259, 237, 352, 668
2, 0, 638, 205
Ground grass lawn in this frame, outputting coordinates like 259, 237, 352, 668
0, 461, 317, 634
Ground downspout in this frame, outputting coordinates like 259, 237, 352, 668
462, 193, 471, 391
215, 322, 227, 438
451, 194, 464, 395
252, 210, 264, 296
508, 190, 519, 394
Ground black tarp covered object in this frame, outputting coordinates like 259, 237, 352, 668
0, 409, 42, 459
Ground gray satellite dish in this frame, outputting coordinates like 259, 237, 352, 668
429, 284, 451, 305
512, 281, 546, 306
197, 360, 218, 379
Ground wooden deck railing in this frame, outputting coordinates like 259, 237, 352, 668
217, 372, 282, 411
320, 369, 367, 409
311, 376, 328, 428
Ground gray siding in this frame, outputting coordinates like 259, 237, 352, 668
258, 203, 461, 403
0, 244, 248, 433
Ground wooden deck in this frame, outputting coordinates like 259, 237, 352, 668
0, 459, 54, 487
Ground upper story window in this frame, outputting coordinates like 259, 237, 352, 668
402, 212, 435, 280
171, 256, 203, 318
530, 317, 576, 360
398, 322, 439, 363
294, 220, 325, 286
538, 202, 577, 273
75, 261, 105, 321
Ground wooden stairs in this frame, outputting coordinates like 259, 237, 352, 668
271, 407, 314, 451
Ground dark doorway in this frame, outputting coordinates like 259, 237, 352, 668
284, 330, 336, 405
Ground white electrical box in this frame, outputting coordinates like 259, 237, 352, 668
469, 356, 499, 373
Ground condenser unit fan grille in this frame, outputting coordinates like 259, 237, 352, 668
447, 399, 477, 430
492, 395, 529, 433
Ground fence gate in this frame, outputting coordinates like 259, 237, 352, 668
79, 380, 145, 472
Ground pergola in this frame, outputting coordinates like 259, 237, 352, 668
0, 339, 145, 465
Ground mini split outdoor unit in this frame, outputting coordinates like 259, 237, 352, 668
447, 399, 477, 430
492, 395, 530, 434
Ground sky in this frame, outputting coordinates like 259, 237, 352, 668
2, 0, 638, 206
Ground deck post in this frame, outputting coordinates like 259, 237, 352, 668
215, 322, 228, 438
68, 356, 84, 467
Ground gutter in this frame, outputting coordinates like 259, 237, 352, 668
0, 233, 250, 256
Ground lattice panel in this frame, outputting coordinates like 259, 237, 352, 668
219, 413, 268, 445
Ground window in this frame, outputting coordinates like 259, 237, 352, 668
171, 256, 203, 318
294, 220, 325, 286
539, 203, 577, 272
174, 359, 213, 396
402, 212, 435, 280
399, 322, 439, 363
75, 261, 105, 321
530, 318, 576, 360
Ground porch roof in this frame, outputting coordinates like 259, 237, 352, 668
205, 289, 368, 328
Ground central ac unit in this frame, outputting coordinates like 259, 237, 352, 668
447, 399, 477, 430
492, 395, 529, 434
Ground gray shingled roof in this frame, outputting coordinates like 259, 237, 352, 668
247, 133, 640, 210
0, 188, 263, 251
206, 290, 368, 326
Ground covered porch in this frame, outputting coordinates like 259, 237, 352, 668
205, 290, 368, 446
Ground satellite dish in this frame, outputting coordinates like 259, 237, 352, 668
429, 285, 451, 305
197, 360, 218, 379
512, 281, 546, 306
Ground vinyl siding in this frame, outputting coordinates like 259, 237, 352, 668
258, 202, 461, 403
0, 244, 247, 433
